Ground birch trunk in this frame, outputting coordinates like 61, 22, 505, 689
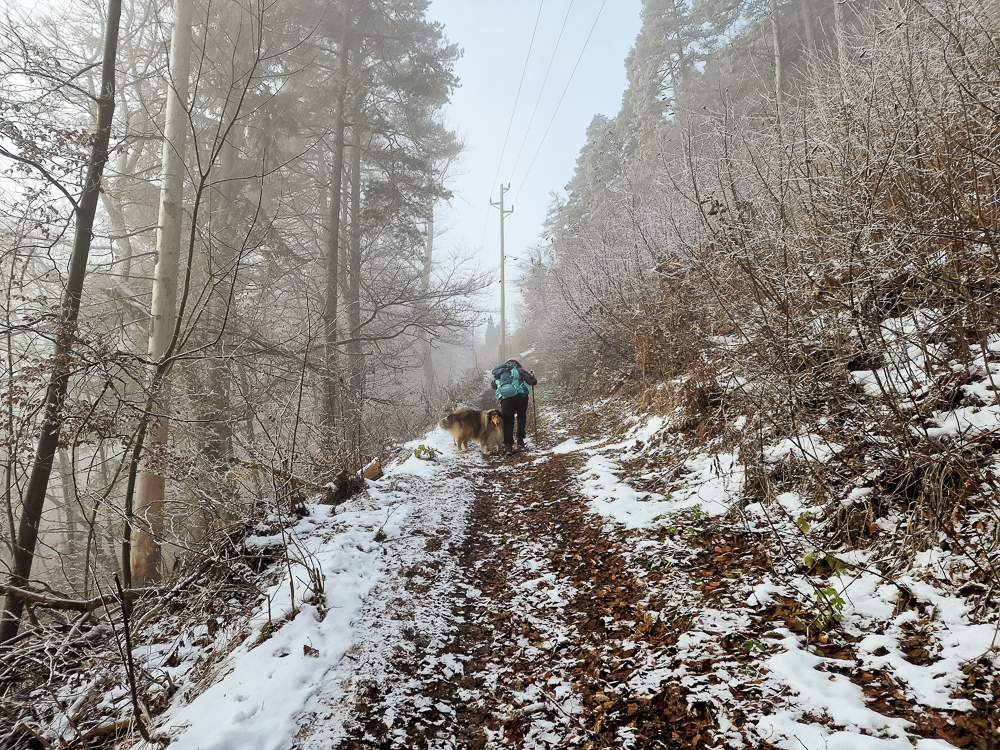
132, 0, 193, 586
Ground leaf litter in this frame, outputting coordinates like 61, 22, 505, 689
26, 383, 998, 750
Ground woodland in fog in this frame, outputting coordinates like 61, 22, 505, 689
1, 0, 490, 640
3, 0, 1000, 701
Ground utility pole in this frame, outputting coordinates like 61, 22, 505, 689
490, 184, 512, 362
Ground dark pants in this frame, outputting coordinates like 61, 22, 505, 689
500, 393, 530, 446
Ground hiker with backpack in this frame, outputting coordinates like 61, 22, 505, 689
490, 358, 537, 455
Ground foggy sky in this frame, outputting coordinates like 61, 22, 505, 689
425, 0, 643, 322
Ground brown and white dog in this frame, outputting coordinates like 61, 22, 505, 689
438, 408, 504, 455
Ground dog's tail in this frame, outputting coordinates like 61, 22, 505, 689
438, 414, 455, 430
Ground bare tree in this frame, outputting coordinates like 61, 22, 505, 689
0, 0, 122, 644
130, 0, 194, 587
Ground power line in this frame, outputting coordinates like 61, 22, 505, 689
507, 0, 575, 184
488, 0, 546, 197
480, 0, 546, 248
513, 0, 608, 205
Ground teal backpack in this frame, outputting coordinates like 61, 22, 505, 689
492, 363, 522, 399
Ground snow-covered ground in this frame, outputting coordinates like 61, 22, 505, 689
140, 426, 466, 749
137, 384, 998, 749
544, 410, 997, 749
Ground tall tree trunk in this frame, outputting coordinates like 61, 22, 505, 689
669, 0, 684, 95
186, 139, 239, 544
132, 0, 193, 586
769, 0, 784, 122
323, 1, 352, 436
100, 143, 142, 282
57, 449, 80, 559
799, 0, 816, 59
834, 0, 846, 80
345, 122, 364, 451
0, 0, 122, 644
3, 316, 16, 565
101, 194, 135, 280
203, 141, 239, 468
421, 209, 436, 391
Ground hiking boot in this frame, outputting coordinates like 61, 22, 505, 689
516, 440, 526, 452
503, 444, 514, 456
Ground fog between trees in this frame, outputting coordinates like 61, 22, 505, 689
1, 0, 487, 639
529, 0, 1000, 434
516, 0, 1000, 654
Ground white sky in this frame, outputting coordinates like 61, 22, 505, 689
424, 0, 643, 316
1, 0, 640, 328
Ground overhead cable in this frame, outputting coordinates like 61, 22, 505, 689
513, 0, 608, 205
507, 0, 575, 183
480, 0, 546, 248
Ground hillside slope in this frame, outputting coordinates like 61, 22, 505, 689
151, 381, 999, 749
10, 360, 999, 749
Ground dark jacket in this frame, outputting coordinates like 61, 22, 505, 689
512, 363, 537, 391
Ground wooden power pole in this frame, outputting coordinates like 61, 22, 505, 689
490, 184, 512, 362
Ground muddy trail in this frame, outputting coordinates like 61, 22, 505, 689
10, 404, 998, 749
326, 448, 715, 750
300, 416, 1000, 750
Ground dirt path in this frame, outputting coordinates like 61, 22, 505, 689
284, 407, 1000, 750
322, 449, 714, 749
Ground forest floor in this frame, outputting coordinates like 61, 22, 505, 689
297, 433, 719, 750
282, 400, 998, 750
20, 379, 999, 750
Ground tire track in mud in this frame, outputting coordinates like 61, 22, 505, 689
326, 451, 713, 749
